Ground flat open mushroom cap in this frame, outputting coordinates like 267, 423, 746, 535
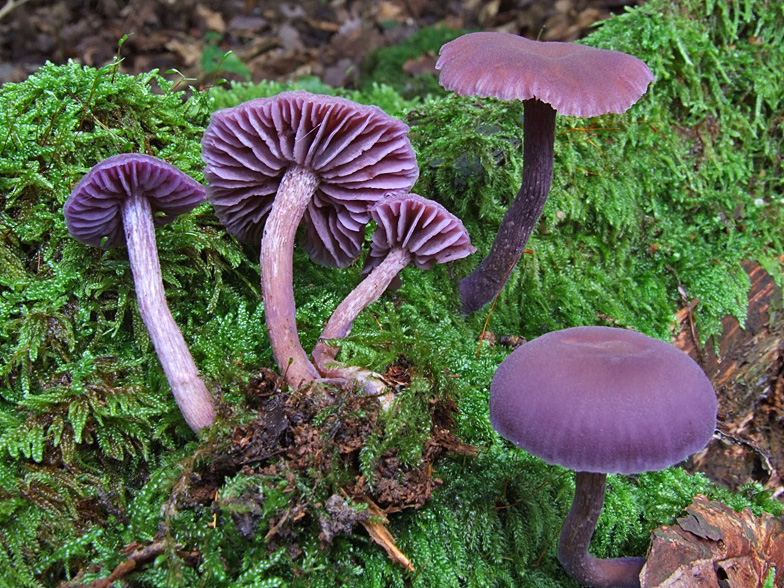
201, 91, 419, 267
365, 193, 475, 271
64, 153, 206, 249
490, 326, 717, 475
436, 32, 654, 118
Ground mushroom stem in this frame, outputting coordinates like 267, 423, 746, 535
558, 471, 645, 588
458, 98, 556, 314
312, 247, 412, 378
261, 165, 321, 389
121, 191, 215, 433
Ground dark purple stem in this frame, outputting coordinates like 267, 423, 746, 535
261, 165, 321, 389
558, 472, 645, 588
121, 191, 215, 433
458, 98, 556, 314
312, 247, 411, 379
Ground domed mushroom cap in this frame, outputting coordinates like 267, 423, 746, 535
64, 153, 206, 249
365, 193, 476, 271
490, 326, 717, 475
201, 91, 419, 267
436, 32, 655, 118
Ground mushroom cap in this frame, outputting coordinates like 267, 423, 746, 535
64, 153, 206, 249
436, 32, 655, 118
490, 326, 716, 475
301, 200, 367, 267
365, 193, 476, 272
201, 91, 419, 268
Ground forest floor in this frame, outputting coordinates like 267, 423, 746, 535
0, 0, 642, 85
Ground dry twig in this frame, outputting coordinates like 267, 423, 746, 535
0, 0, 31, 22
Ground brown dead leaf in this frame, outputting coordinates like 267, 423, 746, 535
165, 37, 203, 67
401, 52, 437, 77
376, 1, 404, 23
640, 495, 784, 588
360, 497, 415, 572
196, 4, 226, 33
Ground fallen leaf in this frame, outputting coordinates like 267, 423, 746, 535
640, 495, 784, 588
360, 497, 415, 572
196, 4, 226, 33
165, 37, 203, 67
376, 1, 404, 23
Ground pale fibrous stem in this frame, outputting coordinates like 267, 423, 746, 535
121, 191, 215, 432
312, 247, 411, 381
260, 165, 321, 389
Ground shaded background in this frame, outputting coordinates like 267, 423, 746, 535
0, 0, 642, 86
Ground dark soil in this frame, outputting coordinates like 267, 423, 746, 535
177, 366, 475, 560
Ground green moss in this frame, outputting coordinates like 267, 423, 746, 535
411, 0, 783, 342
2, 0, 783, 585
0, 61, 259, 585
360, 26, 467, 99
208, 76, 417, 118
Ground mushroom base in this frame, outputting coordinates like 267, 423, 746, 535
558, 471, 645, 588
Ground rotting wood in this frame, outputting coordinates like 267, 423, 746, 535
673, 257, 784, 501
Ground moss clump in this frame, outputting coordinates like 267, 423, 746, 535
2, 0, 784, 586
0, 60, 260, 585
207, 75, 417, 118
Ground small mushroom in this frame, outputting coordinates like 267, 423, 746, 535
312, 193, 475, 387
489, 326, 717, 588
436, 33, 654, 314
64, 153, 215, 433
201, 91, 419, 389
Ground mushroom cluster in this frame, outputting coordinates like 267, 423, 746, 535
201, 91, 419, 389
64, 154, 215, 433
436, 32, 655, 314
58, 35, 722, 587
490, 326, 717, 588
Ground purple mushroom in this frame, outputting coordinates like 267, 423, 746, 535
201, 91, 419, 389
312, 193, 475, 386
64, 153, 215, 433
490, 326, 717, 588
436, 32, 654, 314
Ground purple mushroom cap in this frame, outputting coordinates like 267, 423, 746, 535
312, 193, 475, 390
365, 193, 476, 273
201, 91, 419, 267
436, 32, 655, 117
63, 153, 214, 432
490, 326, 717, 475
64, 153, 206, 249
